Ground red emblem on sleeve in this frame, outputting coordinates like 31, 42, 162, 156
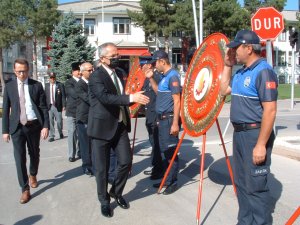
266, 81, 276, 89
172, 81, 179, 87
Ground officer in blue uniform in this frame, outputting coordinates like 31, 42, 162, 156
140, 56, 164, 180
144, 50, 181, 195
220, 30, 278, 225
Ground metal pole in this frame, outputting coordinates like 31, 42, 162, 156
192, 0, 199, 47
266, 40, 273, 67
199, 0, 203, 44
291, 45, 295, 109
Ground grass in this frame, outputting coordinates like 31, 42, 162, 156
225, 84, 300, 103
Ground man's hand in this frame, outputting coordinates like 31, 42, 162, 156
224, 48, 236, 67
253, 144, 267, 165
143, 68, 154, 79
132, 91, 150, 105
3, 134, 10, 143
41, 128, 49, 140
170, 123, 179, 136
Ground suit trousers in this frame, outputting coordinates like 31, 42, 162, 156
11, 121, 41, 192
66, 116, 79, 158
91, 122, 131, 206
49, 105, 63, 139
77, 122, 92, 171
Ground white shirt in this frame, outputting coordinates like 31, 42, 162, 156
50, 82, 56, 104
17, 78, 37, 121
81, 77, 88, 84
73, 76, 80, 82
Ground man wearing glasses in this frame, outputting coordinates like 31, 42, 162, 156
45, 72, 66, 142
76, 62, 94, 176
87, 42, 149, 218
2, 58, 49, 204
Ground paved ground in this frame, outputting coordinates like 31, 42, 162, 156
0, 99, 299, 225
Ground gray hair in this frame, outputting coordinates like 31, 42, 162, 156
251, 44, 261, 55
98, 42, 117, 57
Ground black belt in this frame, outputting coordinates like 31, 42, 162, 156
25, 119, 39, 126
232, 122, 261, 132
157, 112, 173, 120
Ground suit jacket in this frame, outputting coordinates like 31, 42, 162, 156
65, 77, 78, 117
87, 65, 131, 140
75, 79, 89, 124
2, 78, 49, 135
45, 81, 66, 112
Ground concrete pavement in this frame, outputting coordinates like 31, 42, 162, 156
0, 99, 299, 225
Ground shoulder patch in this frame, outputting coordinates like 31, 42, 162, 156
266, 81, 276, 89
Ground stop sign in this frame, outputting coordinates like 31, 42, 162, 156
251, 7, 284, 40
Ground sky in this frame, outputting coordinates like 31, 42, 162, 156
58, 0, 298, 10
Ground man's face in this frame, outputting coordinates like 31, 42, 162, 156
14, 63, 29, 82
81, 63, 93, 80
234, 44, 252, 65
141, 63, 152, 72
154, 59, 164, 73
49, 76, 56, 84
72, 69, 81, 78
101, 45, 119, 68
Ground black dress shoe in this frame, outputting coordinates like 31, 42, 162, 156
84, 168, 93, 176
48, 138, 55, 142
109, 192, 129, 209
68, 157, 75, 162
143, 169, 152, 175
150, 173, 164, 180
163, 183, 178, 195
59, 134, 64, 139
101, 205, 113, 218
153, 182, 168, 188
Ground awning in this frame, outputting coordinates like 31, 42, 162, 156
118, 48, 150, 56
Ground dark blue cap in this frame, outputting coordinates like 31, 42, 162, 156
152, 50, 168, 60
139, 56, 156, 65
71, 62, 80, 71
227, 30, 260, 48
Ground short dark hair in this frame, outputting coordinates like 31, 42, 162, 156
14, 58, 29, 69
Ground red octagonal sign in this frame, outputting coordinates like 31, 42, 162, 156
251, 7, 284, 40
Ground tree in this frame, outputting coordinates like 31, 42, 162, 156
24, 0, 61, 80
0, 0, 28, 94
244, 0, 286, 14
47, 13, 96, 82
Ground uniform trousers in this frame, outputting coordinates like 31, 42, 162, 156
233, 128, 275, 225
158, 117, 179, 185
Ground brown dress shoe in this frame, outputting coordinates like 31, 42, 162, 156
20, 190, 31, 204
29, 175, 38, 188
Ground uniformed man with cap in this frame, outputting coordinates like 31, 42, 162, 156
139, 56, 164, 180
220, 29, 278, 224
144, 50, 181, 195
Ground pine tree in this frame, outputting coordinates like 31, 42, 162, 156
47, 13, 96, 82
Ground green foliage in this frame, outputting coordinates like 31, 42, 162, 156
244, 0, 286, 14
47, 13, 96, 82
0, 0, 28, 48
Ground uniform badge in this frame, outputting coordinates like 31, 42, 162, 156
244, 76, 251, 87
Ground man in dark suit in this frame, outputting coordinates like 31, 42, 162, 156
2, 58, 49, 204
45, 72, 66, 142
65, 63, 81, 162
76, 62, 94, 176
87, 42, 149, 218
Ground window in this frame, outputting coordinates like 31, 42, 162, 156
278, 32, 286, 42
75, 18, 95, 35
42, 47, 48, 66
278, 51, 286, 66
172, 48, 182, 65
113, 18, 131, 34
84, 19, 95, 35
